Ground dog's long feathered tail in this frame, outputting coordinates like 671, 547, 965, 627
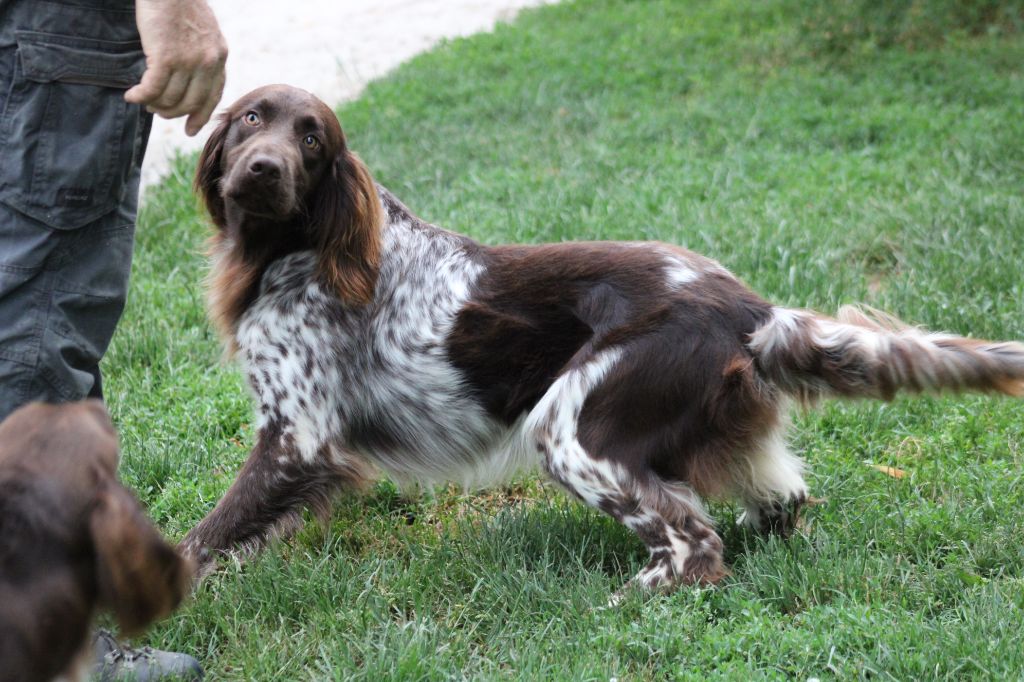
748, 305, 1024, 403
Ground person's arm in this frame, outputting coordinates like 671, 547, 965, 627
125, 0, 228, 136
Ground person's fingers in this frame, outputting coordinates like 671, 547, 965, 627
184, 69, 226, 136
154, 71, 208, 120
146, 70, 191, 113
129, 0, 227, 129
124, 62, 171, 106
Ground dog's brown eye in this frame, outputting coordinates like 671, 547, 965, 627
302, 134, 321, 150
243, 111, 260, 126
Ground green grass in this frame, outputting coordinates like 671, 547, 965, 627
103, 0, 1024, 678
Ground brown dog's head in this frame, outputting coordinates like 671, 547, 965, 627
0, 401, 194, 682
195, 84, 382, 306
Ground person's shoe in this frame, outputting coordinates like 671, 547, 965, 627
92, 629, 204, 681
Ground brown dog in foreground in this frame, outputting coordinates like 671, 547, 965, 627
0, 401, 193, 682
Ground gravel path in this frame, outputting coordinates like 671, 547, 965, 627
141, 0, 553, 190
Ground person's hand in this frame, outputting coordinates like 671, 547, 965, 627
125, 0, 228, 136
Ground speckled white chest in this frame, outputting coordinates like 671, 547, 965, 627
234, 217, 535, 487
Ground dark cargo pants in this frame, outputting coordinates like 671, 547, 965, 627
0, 0, 152, 420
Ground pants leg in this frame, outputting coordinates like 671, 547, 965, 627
0, 196, 142, 420
0, 0, 150, 421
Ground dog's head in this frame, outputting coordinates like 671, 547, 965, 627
0, 401, 194, 682
195, 84, 382, 305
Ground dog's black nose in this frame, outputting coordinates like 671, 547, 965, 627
248, 157, 281, 180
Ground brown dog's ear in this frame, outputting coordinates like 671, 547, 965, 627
90, 482, 195, 636
308, 150, 383, 306
194, 114, 231, 229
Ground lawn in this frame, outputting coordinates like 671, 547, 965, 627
104, 0, 1024, 679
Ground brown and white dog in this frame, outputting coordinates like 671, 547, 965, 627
182, 84, 1024, 596
0, 401, 193, 682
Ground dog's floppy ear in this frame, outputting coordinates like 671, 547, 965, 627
194, 113, 231, 229
307, 149, 383, 306
90, 481, 195, 636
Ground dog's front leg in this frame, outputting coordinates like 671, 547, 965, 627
180, 426, 367, 578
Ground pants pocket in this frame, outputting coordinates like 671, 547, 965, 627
0, 30, 146, 230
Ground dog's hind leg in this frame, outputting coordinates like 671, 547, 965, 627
526, 350, 727, 597
180, 424, 369, 578
610, 482, 726, 596
734, 427, 809, 537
